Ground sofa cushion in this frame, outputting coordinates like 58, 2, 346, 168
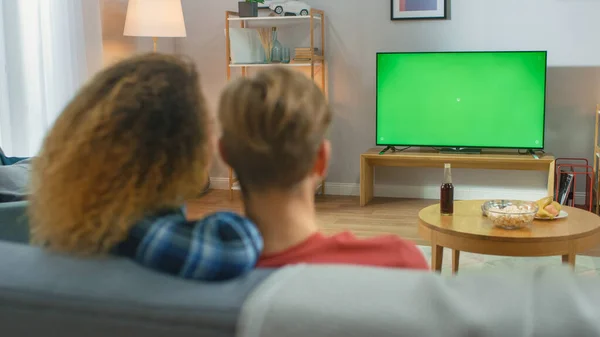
0, 158, 31, 202
239, 264, 600, 337
0, 241, 273, 337
0, 201, 29, 244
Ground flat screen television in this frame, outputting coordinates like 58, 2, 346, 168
376, 51, 547, 149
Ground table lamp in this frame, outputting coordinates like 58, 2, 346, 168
123, 0, 186, 52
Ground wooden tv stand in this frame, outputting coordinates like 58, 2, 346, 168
360, 148, 555, 206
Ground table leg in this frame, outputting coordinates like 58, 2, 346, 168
452, 249, 460, 274
431, 245, 444, 272
360, 157, 373, 206
562, 254, 576, 268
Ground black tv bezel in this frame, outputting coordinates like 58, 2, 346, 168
375, 50, 548, 150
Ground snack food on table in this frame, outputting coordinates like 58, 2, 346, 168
535, 196, 562, 219
487, 204, 536, 229
482, 200, 538, 230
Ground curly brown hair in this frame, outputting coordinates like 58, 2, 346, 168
29, 53, 210, 254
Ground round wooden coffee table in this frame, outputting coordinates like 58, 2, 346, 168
418, 200, 600, 273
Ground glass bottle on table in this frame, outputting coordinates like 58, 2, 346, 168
440, 163, 454, 215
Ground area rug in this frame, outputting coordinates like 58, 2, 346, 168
417, 245, 600, 276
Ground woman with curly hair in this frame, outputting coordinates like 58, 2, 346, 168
28, 53, 262, 281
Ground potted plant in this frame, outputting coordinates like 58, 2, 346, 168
238, 0, 264, 18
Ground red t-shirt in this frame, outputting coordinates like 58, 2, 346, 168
257, 232, 429, 270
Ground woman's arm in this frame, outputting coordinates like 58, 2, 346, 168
116, 211, 263, 281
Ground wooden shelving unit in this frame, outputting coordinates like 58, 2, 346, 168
227, 15, 321, 25
228, 60, 323, 68
594, 105, 600, 213
225, 9, 327, 199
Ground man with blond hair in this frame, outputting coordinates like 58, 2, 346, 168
218, 68, 428, 269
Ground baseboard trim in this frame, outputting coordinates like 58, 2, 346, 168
209, 178, 587, 203
210, 177, 233, 190
209, 178, 323, 194
323, 182, 587, 204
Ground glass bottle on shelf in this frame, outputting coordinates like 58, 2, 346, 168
271, 27, 282, 63
440, 163, 454, 215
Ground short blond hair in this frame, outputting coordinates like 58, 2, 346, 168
29, 53, 210, 254
219, 67, 331, 190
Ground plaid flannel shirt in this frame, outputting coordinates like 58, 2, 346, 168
114, 209, 263, 281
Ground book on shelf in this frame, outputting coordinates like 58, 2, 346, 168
295, 47, 319, 52
294, 47, 321, 60
294, 52, 320, 56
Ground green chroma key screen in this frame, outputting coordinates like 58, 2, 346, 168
376, 51, 547, 149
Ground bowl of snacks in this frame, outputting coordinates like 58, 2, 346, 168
482, 200, 538, 230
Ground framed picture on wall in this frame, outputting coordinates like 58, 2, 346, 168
391, 0, 447, 20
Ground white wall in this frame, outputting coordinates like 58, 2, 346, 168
180, 0, 600, 200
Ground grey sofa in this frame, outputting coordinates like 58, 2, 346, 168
1, 202, 600, 337
0, 241, 273, 337
0, 201, 274, 337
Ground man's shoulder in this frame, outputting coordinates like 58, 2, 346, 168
259, 231, 428, 269
330, 231, 417, 248
326, 232, 429, 268
295, 231, 421, 252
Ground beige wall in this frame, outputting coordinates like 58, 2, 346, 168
176, 0, 600, 200
100, 0, 137, 65
92, 0, 600, 199
99, 0, 177, 65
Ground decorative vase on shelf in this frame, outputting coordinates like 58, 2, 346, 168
257, 28, 272, 63
282, 47, 290, 64
271, 27, 282, 63
238, 1, 258, 17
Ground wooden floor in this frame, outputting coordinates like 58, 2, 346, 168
187, 190, 600, 256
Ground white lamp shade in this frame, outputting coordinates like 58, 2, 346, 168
123, 0, 186, 37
